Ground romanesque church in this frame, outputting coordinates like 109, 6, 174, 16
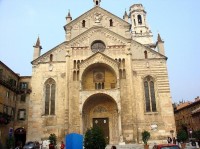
27, 0, 176, 144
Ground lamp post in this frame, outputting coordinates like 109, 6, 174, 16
170, 130, 174, 138
189, 129, 192, 139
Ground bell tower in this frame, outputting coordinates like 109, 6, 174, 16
93, 0, 101, 7
130, 4, 153, 45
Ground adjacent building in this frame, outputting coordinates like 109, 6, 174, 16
26, 0, 176, 144
0, 61, 31, 147
174, 96, 200, 135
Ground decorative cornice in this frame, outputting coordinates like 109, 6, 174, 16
79, 52, 119, 69
69, 26, 130, 47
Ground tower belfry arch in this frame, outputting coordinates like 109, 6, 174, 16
129, 4, 153, 44
93, 0, 101, 6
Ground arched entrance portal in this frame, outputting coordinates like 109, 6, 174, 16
82, 93, 119, 144
14, 127, 26, 147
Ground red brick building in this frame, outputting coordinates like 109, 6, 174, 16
0, 61, 31, 148
174, 96, 200, 136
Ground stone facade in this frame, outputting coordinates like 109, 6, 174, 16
27, 1, 176, 144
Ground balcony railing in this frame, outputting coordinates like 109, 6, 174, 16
0, 78, 31, 94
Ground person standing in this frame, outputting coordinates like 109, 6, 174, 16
172, 137, 176, 144
15, 144, 20, 149
49, 141, 55, 149
60, 141, 65, 149
111, 145, 116, 149
167, 137, 172, 144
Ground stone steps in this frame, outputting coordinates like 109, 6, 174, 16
105, 142, 200, 149
105, 144, 154, 149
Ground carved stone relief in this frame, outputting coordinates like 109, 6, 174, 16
94, 12, 103, 23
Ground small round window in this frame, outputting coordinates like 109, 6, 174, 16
91, 40, 106, 53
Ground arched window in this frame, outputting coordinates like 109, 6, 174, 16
122, 69, 126, 79
50, 54, 53, 62
73, 60, 76, 69
91, 40, 106, 52
77, 60, 80, 69
82, 20, 86, 28
109, 19, 113, 27
144, 51, 148, 59
137, 15, 142, 24
73, 71, 76, 81
144, 76, 157, 112
96, 1, 98, 5
122, 59, 125, 68
95, 82, 104, 89
44, 78, 56, 115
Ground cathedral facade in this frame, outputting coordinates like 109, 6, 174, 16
27, 0, 176, 144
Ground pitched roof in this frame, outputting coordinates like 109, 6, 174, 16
64, 6, 130, 30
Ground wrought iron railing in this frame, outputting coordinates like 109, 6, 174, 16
0, 112, 12, 125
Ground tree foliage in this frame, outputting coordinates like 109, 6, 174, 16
84, 126, 106, 149
177, 129, 188, 143
193, 130, 200, 140
6, 136, 15, 149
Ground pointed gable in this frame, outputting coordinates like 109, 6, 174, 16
31, 25, 130, 65
31, 41, 67, 65
64, 6, 131, 41
131, 40, 167, 60
68, 26, 129, 48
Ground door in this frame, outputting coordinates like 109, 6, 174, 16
93, 118, 109, 143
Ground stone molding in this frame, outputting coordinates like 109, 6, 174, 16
79, 52, 119, 82
79, 89, 121, 114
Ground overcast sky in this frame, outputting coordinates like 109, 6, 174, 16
0, 0, 199, 103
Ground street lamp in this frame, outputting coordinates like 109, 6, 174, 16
189, 129, 192, 139
170, 130, 174, 138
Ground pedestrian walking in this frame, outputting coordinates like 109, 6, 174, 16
60, 141, 65, 149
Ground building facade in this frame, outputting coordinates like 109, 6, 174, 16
0, 61, 31, 148
174, 97, 200, 135
27, 0, 175, 144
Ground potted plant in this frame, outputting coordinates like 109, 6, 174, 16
48, 133, 57, 148
142, 130, 150, 149
177, 130, 188, 149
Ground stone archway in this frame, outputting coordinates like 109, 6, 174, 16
82, 93, 119, 144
